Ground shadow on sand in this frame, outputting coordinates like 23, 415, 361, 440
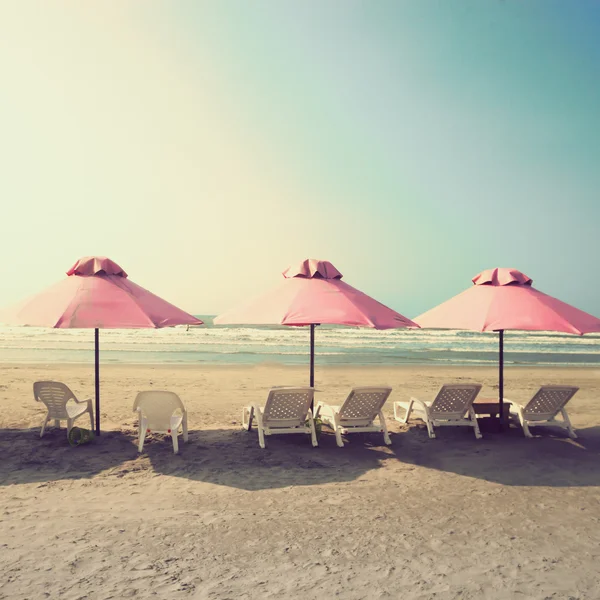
1, 422, 600, 490
387, 422, 600, 487
0, 426, 396, 491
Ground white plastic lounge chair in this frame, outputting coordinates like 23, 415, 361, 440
242, 387, 317, 449
507, 385, 578, 438
315, 387, 393, 448
133, 391, 188, 453
393, 384, 482, 439
33, 381, 94, 439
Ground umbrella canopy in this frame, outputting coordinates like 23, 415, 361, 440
416, 267, 600, 334
6, 256, 201, 329
214, 258, 417, 386
2, 256, 202, 433
415, 267, 600, 422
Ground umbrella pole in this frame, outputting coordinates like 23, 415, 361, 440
310, 324, 315, 388
498, 329, 504, 428
95, 328, 100, 436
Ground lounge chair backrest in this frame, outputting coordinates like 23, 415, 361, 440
339, 387, 392, 426
430, 384, 482, 420
523, 386, 578, 420
33, 381, 75, 419
133, 391, 185, 431
263, 387, 315, 428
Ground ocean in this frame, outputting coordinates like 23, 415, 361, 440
0, 317, 598, 367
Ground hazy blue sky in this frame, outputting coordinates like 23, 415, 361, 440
1, 1, 598, 317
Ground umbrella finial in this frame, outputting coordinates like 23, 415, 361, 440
283, 259, 343, 279
67, 257, 128, 278
472, 268, 532, 286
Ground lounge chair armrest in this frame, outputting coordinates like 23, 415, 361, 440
502, 398, 522, 408
409, 397, 429, 411
314, 401, 335, 418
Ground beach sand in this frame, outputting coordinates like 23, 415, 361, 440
1, 363, 599, 599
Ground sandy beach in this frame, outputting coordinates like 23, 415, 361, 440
1, 363, 600, 599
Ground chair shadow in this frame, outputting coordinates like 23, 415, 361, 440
2, 422, 599, 490
0, 427, 135, 486
388, 422, 600, 487
0, 426, 395, 491
141, 427, 397, 491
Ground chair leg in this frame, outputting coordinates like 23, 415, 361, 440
67, 418, 74, 437
379, 411, 392, 445
243, 406, 254, 431
138, 420, 147, 453
182, 414, 189, 442
561, 408, 577, 439
88, 409, 94, 431
171, 431, 179, 454
314, 403, 322, 419
257, 425, 266, 449
515, 409, 533, 438
40, 415, 50, 438
423, 411, 436, 438
54, 419, 60, 429
307, 413, 318, 447
469, 408, 483, 440
394, 401, 413, 424
334, 423, 344, 448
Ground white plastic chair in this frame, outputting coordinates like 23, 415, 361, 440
507, 385, 579, 438
242, 387, 317, 449
315, 387, 393, 447
133, 391, 188, 453
33, 381, 94, 439
394, 384, 482, 439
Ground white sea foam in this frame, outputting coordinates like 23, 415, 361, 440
0, 323, 598, 366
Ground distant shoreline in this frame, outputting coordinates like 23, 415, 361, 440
3, 361, 598, 371
1, 323, 598, 368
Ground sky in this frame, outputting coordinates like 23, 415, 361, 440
0, 0, 599, 318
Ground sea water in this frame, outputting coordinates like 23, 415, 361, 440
0, 317, 598, 367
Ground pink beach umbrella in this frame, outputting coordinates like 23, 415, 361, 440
415, 267, 600, 423
1, 256, 202, 434
214, 259, 417, 388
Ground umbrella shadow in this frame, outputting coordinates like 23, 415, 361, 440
0, 427, 137, 486
0, 426, 395, 491
142, 428, 395, 491
5, 422, 595, 490
388, 423, 600, 487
